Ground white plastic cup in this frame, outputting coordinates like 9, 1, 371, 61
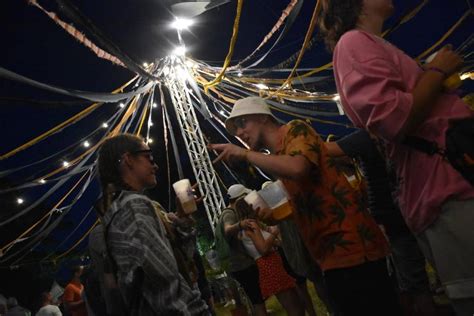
258, 180, 293, 220
243, 190, 269, 212
173, 179, 197, 214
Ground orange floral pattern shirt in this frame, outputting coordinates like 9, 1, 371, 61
278, 120, 389, 271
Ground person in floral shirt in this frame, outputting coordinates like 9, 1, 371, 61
209, 96, 400, 315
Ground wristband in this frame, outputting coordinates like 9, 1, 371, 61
426, 67, 448, 79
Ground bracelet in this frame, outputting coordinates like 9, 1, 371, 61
426, 67, 448, 79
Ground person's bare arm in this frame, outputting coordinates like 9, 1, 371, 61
209, 143, 312, 180
397, 46, 463, 139
325, 142, 346, 157
244, 222, 278, 255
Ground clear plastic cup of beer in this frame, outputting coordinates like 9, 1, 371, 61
244, 190, 269, 212
259, 180, 293, 221
172, 179, 197, 214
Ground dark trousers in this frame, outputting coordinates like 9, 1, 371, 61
324, 259, 402, 316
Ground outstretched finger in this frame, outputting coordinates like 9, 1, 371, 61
212, 151, 226, 164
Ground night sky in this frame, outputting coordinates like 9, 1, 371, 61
0, 0, 472, 309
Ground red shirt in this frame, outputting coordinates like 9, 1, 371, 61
63, 281, 87, 316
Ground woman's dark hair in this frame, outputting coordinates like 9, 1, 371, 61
97, 133, 144, 213
319, 0, 363, 51
234, 197, 253, 220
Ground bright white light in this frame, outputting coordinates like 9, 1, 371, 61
17, 198, 24, 205
83, 141, 90, 148
172, 46, 186, 56
39, 179, 46, 184
147, 138, 153, 144
237, 71, 243, 77
332, 95, 341, 101
219, 110, 225, 115
63, 161, 70, 168
152, 102, 157, 108
255, 83, 269, 90
119, 103, 125, 108
176, 66, 188, 79
102, 122, 109, 128
171, 17, 194, 30
143, 62, 149, 67
149, 121, 154, 127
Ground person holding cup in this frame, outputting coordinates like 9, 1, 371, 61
235, 198, 303, 316
97, 133, 209, 315
319, 0, 474, 314
209, 97, 400, 315
219, 184, 267, 316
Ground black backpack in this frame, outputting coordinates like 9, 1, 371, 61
84, 214, 128, 316
83, 266, 108, 315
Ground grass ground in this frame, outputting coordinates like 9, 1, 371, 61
213, 262, 456, 315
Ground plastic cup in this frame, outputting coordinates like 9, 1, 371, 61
173, 179, 197, 214
258, 180, 293, 220
243, 190, 269, 212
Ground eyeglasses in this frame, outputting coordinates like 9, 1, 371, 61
130, 149, 155, 164
234, 117, 248, 130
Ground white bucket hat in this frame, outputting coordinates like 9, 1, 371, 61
225, 97, 278, 135
227, 184, 251, 200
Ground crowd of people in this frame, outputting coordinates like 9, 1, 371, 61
2, 0, 472, 315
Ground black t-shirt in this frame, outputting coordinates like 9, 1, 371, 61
337, 129, 409, 236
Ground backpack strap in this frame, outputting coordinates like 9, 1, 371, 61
103, 192, 148, 314
403, 136, 446, 156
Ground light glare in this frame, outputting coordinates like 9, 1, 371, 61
172, 46, 186, 56
171, 17, 194, 30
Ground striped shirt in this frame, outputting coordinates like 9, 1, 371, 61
103, 191, 209, 315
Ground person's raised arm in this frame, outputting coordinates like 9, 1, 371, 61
398, 45, 463, 139
209, 143, 311, 180
336, 32, 463, 141
244, 222, 279, 256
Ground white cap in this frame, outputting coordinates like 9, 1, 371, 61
225, 97, 278, 135
227, 184, 251, 199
